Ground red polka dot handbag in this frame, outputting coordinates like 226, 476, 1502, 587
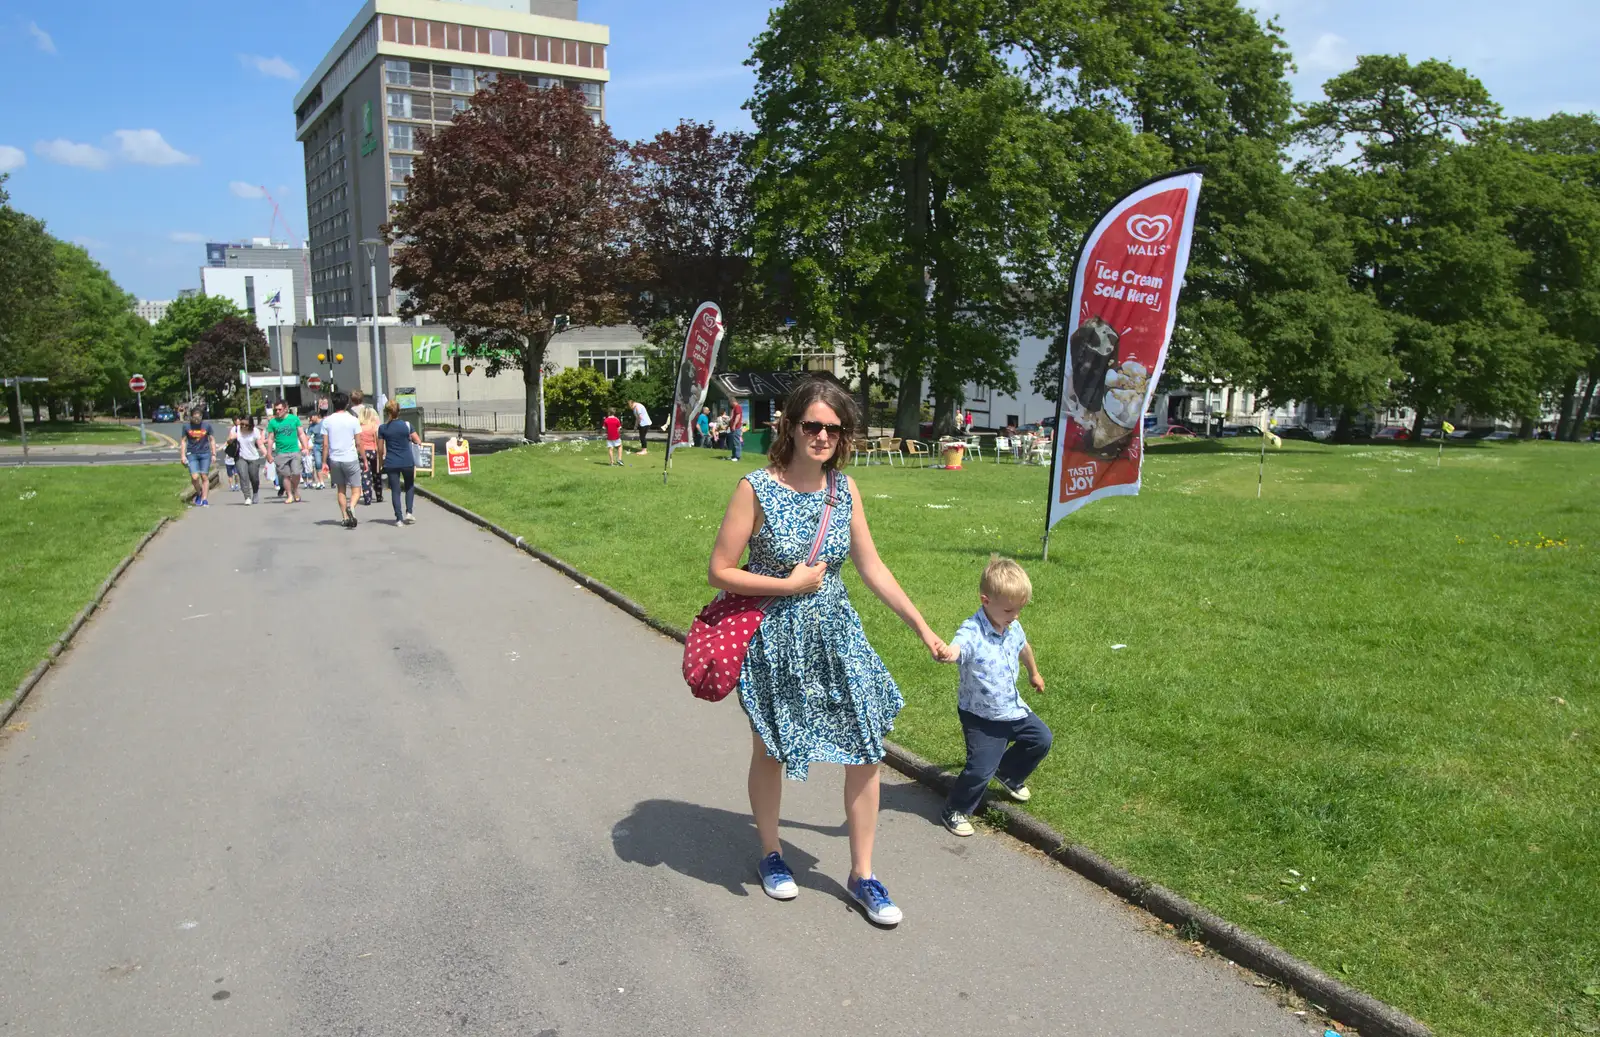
683, 470, 839, 702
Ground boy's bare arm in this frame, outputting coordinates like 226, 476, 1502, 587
1020, 642, 1045, 691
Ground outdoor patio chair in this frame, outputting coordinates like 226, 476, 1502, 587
903, 439, 932, 467
993, 436, 1011, 461
964, 435, 983, 461
1031, 439, 1053, 466
850, 439, 879, 466
880, 436, 904, 465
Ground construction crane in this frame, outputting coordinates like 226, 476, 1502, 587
259, 186, 314, 323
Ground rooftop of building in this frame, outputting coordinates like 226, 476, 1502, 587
294, 0, 606, 115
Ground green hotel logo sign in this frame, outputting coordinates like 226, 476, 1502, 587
360, 101, 379, 157
412, 335, 446, 366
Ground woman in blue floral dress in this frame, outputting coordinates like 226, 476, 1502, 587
708, 378, 950, 927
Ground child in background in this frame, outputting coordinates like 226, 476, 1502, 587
936, 556, 1051, 837
603, 409, 624, 466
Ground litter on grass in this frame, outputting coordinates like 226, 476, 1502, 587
1111, 644, 1127, 650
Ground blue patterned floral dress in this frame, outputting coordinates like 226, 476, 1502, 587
739, 468, 904, 780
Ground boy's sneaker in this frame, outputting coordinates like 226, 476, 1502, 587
994, 776, 1032, 802
757, 852, 798, 900
942, 810, 976, 837
847, 873, 903, 926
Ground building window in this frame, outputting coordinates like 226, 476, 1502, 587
390, 154, 414, 181
387, 90, 414, 118
389, 123, 416, 151
391, 185, 408, 204
385, 58, 409, 84
489, 29, 508, 57
450, 67, 474, 93
577, 349, 638, 380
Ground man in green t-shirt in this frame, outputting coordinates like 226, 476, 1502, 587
264, 400, 310, 503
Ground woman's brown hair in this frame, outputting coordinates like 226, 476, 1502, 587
767, 376, 860, 472
384, 399, 400, 420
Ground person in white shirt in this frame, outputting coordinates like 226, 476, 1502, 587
629, 399, 652, 455
321, 393, 365, 529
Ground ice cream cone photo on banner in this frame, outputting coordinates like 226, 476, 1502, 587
1043, 170, 1203, 559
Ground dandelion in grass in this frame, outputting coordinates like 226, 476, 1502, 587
18, 490, 37, 501
874, 494, 892, 500
926, 504, 952, 510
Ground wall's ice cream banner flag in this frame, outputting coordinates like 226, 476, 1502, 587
1045, 171, 1202, 541
666, 302, 726, 461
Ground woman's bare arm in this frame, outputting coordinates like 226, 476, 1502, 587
708, 478, 822, 598
845, 476, 948, 659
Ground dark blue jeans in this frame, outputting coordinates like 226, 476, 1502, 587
945, 709, 1053, 816
730, 428, 744, 460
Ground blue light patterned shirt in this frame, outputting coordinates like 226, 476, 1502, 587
951, 608, 1030, 721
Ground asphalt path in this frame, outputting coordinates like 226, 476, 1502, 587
0, 494, 1321, 1037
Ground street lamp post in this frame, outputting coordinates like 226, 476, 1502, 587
360, 238, 385, 404
241, 336, 253, 418
269, 299, 283, 406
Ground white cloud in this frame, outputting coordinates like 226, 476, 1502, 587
35, 138, 109, 170
0, 145, 24, 172
169, 231, 206, 243
114, 129, 197, 166
230, 181, 267, 199
72, 236, 108, 251
239, 54, 299, 81
27, 22, 56, 55
1301, 31, 1351, 73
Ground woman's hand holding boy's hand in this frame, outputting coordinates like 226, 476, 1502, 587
923, 634, 958, 663
786, 562, 826, 595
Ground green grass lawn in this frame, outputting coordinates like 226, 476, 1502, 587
0, 421, 143, 446
430, 437, 1599, 1037
0, 467, 189, 701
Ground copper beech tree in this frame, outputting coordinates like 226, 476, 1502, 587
387, 76, 636, 442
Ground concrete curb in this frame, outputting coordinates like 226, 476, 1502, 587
414, 486, 1432, 1037
1, 517, 173, 731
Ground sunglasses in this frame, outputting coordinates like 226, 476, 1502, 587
798, 421, 849, 438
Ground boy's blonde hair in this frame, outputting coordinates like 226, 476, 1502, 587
980, 555, 1032, 604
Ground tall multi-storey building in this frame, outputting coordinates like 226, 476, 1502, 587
205, 238, 314, 325
134, 299, 172, 325
292, 0, 610, 322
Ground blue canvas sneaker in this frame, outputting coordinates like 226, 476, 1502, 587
847, 873, 903, 926
757, 852, 798, 900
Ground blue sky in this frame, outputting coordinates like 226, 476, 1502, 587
2, 0, 1595, 301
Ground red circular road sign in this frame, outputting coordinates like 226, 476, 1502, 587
307, 374, 322, 392
129, 375, 146, 393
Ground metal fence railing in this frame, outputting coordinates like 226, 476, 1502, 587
424, 409, 525, 434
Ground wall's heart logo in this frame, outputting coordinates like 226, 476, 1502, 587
1126, 213, 1173, 244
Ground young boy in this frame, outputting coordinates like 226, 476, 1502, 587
603, 409, 624, 466
937, 556, 1051, 837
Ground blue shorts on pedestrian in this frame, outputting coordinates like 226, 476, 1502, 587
186, 453, 211, 476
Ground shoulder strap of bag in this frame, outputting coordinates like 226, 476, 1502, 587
804, 469, 839, 566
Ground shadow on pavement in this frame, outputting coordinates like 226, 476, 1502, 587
611, 783, 949, 902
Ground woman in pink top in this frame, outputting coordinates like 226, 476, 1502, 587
357, 405, 381, 505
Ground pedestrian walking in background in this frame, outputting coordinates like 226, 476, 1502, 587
305, 410, 327, 490
223, 419, 240, 493
629, 399, 652, 455
697, 406, 711, 448
234, 416, 266, 505
934, 557, 1051, 838
357, 398, 381, 506
264, 400, 309, 504
179, 409, 215, 507
706, 377, 948, 927
724, 398, 745, 461
376, 400, 421, 525
603, 409, 624, 466
322, 392, 364, 529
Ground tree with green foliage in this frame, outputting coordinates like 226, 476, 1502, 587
748, 0, 1148, 440
186, 317, 270, 404
542, 365, 614, 431
149, 294, 248, 402
0, 175, 60, 432
1503, 112, 1600, 440
1297, 55, 1559, 437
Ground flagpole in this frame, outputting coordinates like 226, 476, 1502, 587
664, 346, 687, 487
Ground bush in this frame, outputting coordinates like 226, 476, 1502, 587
544, 365, 614, 431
